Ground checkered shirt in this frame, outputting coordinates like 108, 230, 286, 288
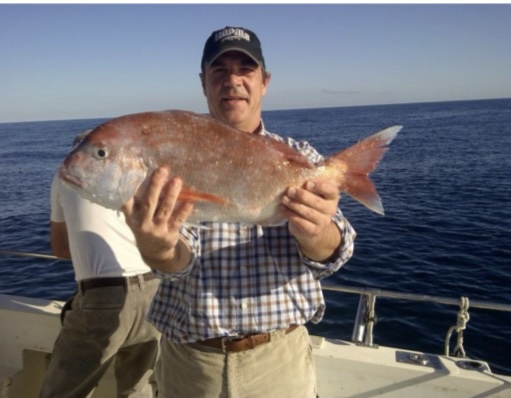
148, 126, 356, 343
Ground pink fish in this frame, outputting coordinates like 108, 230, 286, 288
59, 110, 401, 225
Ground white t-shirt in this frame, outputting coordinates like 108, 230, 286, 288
50, 174, 152, 281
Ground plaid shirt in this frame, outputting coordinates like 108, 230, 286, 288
148, 125, 356, 343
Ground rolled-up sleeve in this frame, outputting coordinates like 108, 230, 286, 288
300, 209, 356, 280
153, 225, 201, 281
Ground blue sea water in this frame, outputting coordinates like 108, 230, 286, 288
1, 98, 510, 375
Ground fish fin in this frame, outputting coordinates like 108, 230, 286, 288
178, 186, 229, 205
326, 125, 402, 215
342, 176, 385, 215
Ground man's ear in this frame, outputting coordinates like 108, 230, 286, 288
262, 71, 271, 95
199, 73, 206, 95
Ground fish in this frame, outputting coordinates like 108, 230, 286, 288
59, 110, 401, 225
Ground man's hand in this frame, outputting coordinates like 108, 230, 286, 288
122, 166, 194, 273
281, 180, 342, 262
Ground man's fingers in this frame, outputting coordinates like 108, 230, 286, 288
143, 166, 170, 219
168, 201, 194, 230
303, 181, 340, 201
283, 181, 339, 216
282, 192, 319, 224
281, 180, 340, 241
154, 177, 183, 225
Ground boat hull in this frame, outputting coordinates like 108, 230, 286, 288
1, 293, 510, 397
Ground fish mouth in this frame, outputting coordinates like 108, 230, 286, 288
59, 167, 84, 188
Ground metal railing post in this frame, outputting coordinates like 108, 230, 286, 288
352, 294, 369, 343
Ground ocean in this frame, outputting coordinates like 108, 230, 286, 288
1, 98, 510, 376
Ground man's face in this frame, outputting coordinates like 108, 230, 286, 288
201, 51, 270, 133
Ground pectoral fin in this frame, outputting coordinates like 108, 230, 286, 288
178, 186, 229, 205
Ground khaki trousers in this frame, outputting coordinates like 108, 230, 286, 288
39, 276, 160, 398
156, 325, 317, 398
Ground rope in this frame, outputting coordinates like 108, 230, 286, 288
444, 296, 470, 357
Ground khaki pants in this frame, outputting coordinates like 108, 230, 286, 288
156, 325, 317, 398
40, 276, 161, 398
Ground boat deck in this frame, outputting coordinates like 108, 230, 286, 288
1, 293, 510, 397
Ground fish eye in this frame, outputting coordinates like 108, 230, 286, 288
94, 147, 109, 159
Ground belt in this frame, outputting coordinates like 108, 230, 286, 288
78, 272, 156, 292
198, 324, 300, 353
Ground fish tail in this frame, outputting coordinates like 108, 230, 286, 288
326, 125, 402, 215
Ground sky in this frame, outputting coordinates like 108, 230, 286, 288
1, 3, 510, 123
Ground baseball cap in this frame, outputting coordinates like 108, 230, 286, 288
201, 26, 266, 70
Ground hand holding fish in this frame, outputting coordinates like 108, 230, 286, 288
122, 167, 194, 273
281, 180, 342, 262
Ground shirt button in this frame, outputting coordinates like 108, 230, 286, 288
241, 302, 248, 309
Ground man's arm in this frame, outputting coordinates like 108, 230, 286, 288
50, 221, 71, 259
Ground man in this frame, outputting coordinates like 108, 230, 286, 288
122, 26, 356, 397
40, 131, 160, 397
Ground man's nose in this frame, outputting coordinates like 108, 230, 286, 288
224, 71, 242, 87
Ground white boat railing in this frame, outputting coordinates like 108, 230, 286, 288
3, 248, 511, 366
0, 249, 61, 260
321, 282, 511, 360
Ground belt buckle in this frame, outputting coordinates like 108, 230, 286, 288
220, 335, 242, 353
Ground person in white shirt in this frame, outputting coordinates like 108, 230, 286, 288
39, 131, 160, 398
